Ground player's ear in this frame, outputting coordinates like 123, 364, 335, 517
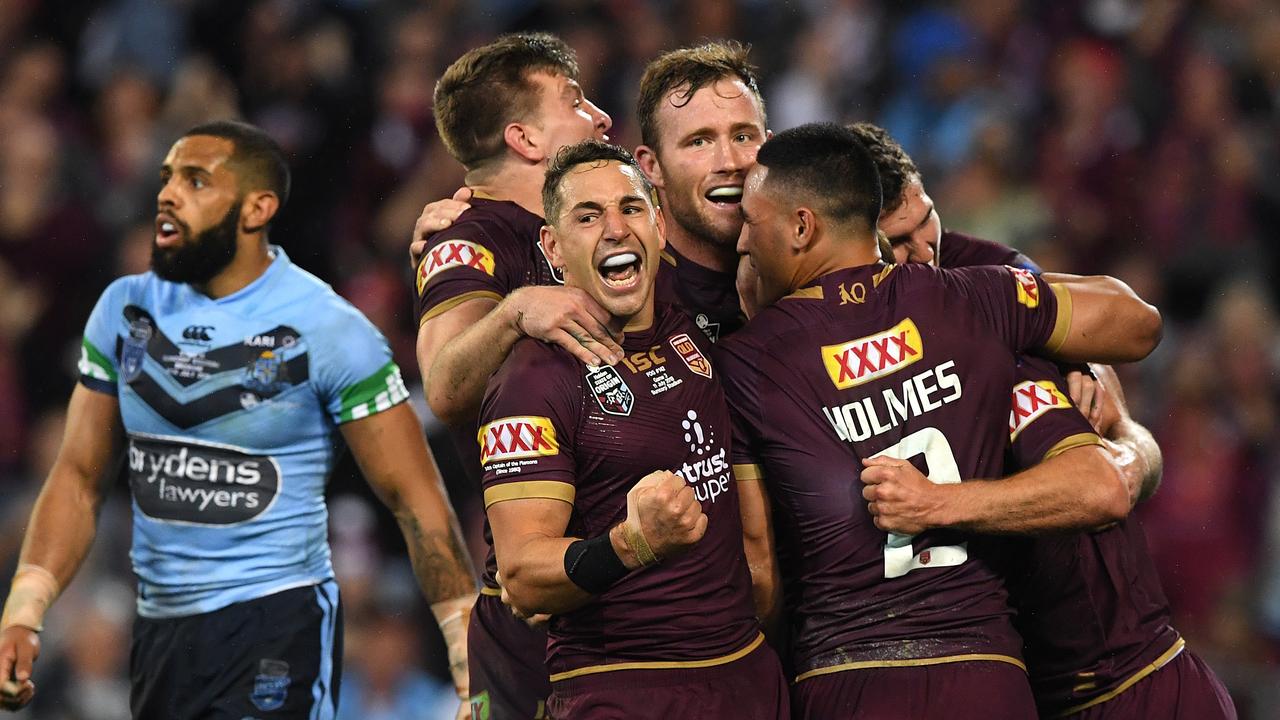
240, 190, 280, 234
793, 207, 815, 251
654, 202, 667, 251
504, 122, 543, 163
634, 145, 665, 189
540, 224, 565, 269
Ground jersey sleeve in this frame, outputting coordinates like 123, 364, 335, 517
1007, 355, 1102, 469
414, 220, 511, 325
942, 264, 1071, 355
714, 339, 767, 478
477, 342, 581, 509
77, 279, 127, 395
313, 300, 409, 424
939, 231, 1041, 272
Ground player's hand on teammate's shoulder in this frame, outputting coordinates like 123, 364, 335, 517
505, 285, 623, 367
1085, 364, 1127, 437
1065, 366, 1104, 429
0, 625, 39, 711
409, 186, 474, 269
619, 470, 708, 567
860, 457, 948, 536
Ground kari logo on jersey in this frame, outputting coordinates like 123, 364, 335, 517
822, 318, 923, 389
478, 416, 558, 465
669, 333, 712, 379
1010, 266, 1040, 308
1009, 380, 1072, 440
127, 434, 280, 524
416, 239, 496, 294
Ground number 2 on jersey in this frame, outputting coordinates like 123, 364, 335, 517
872, 427, 968, 579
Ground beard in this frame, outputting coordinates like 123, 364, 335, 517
664, 186, 741, 248
151, 203, 241, 284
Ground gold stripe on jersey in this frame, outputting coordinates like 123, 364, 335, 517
794, 653, 1027, 683
549, 633, 764, 682
483, 481, 575, 509
1043, 432, 1103, 461
479, 586, 502, 596
660, 249, 677, 267
420, 290, 504, 325
1053, 637, 1186, 717
1045, 283, 1073, 354
733, 463, 764, 482
783, 286, 824, 301
872, 263, 895, 287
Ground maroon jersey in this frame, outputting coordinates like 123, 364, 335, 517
654, 244, 744, 342
717, 262, 1071, 680
413, 197, 561, 587
939, 229, 1040, 272
1004, 356, 1182, 716
478, 303, 760, 679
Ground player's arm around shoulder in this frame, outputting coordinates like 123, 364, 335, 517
1042, 272, 1162, 363
339, 401, 477, 708
0, 384, 124, 711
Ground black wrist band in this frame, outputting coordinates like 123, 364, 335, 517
564, 533, 629, 594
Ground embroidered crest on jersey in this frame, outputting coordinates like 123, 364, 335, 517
669, 332, 712, 379
250, 659, 291, 711
416, 239, 496, 294
121, 318, 153, 382
1010, 266, 1040, 308
478, 416, 559, 465
1008, 380, 1072, 440
822, 318, 923, 389
586, 364, 634, 416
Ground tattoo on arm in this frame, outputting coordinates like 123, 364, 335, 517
399, 514, 476, 602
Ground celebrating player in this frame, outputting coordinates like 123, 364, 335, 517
719, 123, 1161, 718
479, 140, 788, 718
0, 121, 476, 718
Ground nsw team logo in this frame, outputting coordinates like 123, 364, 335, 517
669, 333, 712, 379
822, 318, 923, 389
586, 365, 634, 416
417, 239, 496, 295
478, 416, 559, 465
1010, 266, 1040, 308
250, 659, 291, 712
120, 319, 153, 383
243, 350, 290, 396
1009, 380, 1072, 440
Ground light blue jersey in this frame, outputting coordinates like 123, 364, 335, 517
77, 247, 409, 618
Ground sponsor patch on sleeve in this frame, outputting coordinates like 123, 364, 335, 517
417, 239, 497, 295
669, 332, 712, 379
1008, 380, 1073, 440
478, 416, 559, 466
821, 318, 923, 389
1009, 266, 1040, 308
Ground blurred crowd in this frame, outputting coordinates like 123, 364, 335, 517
0, 0, 1276, 718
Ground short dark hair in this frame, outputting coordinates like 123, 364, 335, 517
434, 33, 580, 170
756, 122, 881, 230
542, 140, 655, 223
636, 40, 766, 150
847, 122, 918, 215
182, 120, 291, 208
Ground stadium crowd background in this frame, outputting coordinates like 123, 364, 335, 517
0, 0, 1276, 717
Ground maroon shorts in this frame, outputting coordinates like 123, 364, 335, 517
793, 659, 1037, 720
549, 638, 789, 720
468, 592, 551, 720
1061, 650, 1236, 720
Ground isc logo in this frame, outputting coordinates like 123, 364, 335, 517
1008, 380, 1071, 439
478, 416, 558, 465
822, 318, 923, 389
417, 239, 496, 294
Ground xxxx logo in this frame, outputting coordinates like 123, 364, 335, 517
417, 239, 496, 294
1010, 266, 1040, 308
822, 318, 923, 389
1008, 380, 1071, 440
478, 416, 558, 464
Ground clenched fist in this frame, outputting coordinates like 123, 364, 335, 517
620, 470, 708, 567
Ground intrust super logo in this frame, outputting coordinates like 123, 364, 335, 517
1009, 380, 1072, 440
478, 416, 558, 465
1010, 266, 1040, 308
822, 318, 923, 389
417, 239, 496, 295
